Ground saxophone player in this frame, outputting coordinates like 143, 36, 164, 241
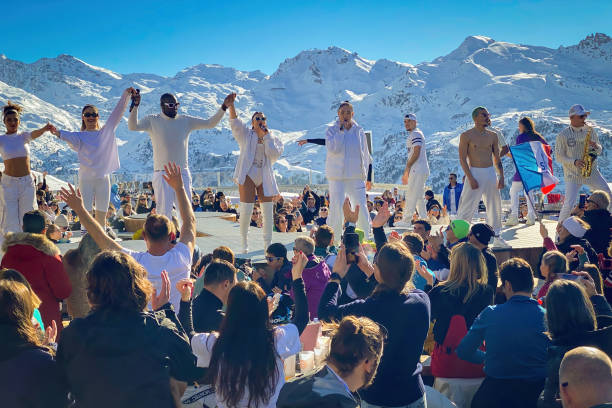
556, 104, 611, 225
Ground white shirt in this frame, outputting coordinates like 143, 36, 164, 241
59, 90, 130, 178
325, 120, 372, 181
122, 242, 191, 311
191, 323, 301, 408
406, 128, 429, 174
128, 107, 225, 170
0, 132, 31, 160
449, 186, 457, 214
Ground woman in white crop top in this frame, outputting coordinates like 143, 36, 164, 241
226, 95, 283, 254
50, 88, 135, 228
0, 102, 54, 234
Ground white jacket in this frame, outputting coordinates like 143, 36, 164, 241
325, 120, 372, 181
231, 118, 283, 196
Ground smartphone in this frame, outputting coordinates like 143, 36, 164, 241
579, 194, 587, 209
559, 273, 580, 281
343, 233, 360, 264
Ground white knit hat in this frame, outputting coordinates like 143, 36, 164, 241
562, 217, 588, 238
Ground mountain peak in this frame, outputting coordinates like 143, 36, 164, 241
559, 32, 612, 61
442, 35, 496, 61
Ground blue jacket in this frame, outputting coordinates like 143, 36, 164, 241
457, 295, 550, 380
443, 183, 463, 212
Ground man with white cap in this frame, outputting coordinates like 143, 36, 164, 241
400, 113, 429, 223
556, 104, 611, 225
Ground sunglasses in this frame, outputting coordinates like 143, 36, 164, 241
266, 256, 282, 262
579, 115, 587, 119
394, 216, 402, 220
320, 209, 328, 212
163, 102, 180, 109
431, 208, 440, 212
83, 112, 99, 118
252, 211, 260, 215
254, 116, 267, 121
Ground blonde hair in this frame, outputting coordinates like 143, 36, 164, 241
442, 242, 488, 302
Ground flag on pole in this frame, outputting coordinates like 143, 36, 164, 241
510, 141, 558, 194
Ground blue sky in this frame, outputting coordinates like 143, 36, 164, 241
5, 0, 611, 76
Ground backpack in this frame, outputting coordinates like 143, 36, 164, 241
431, 304, 485, 378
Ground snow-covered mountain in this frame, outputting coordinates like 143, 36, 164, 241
1, 33, 611, 196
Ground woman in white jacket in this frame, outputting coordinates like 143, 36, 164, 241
227, 97, 283, 253
326, 101, 372, 242
51, 87, 134, 228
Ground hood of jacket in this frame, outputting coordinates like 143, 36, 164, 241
1, 232, 60, 259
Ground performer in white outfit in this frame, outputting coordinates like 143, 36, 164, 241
227, 96, 284, 253
326, 101, 373, 243
456, 106, 507, 247
128, 91, 234, 223
401, 113, 429, 222
50, 88, 134, 228
556, 104, 611, 224
0, 102, 53, 234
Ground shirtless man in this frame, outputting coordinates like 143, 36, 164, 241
456, 106, 507, 247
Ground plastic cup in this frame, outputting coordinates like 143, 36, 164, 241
283, 354, 296, 380
299, 351, 315, 372
314, 347, 325, 367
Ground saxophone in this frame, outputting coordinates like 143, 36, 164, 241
581, 126, 597, 178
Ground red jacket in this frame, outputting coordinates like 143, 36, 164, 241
2, 232, 72, 333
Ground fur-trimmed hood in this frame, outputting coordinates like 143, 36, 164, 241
2, 232, 60, 257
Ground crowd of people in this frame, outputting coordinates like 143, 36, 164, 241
1, 88, 612, 407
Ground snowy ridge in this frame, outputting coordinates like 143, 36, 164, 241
0, 33, 611, 196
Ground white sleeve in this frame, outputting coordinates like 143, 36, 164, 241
128, 109, 152, 132
191, 333, 218, 367
275, 324, 301, 359
188, 108, 225, 131
230, 117, 249, 147
263, 133, 284, 164
174, 242, 192, 267
103, 90, 131, 133
22, 132, 32, 143
121, 247, 141, 261
59, 131, 83, 151
410, 131, 424, 146
326, 125, 344, 154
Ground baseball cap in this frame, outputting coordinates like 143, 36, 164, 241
568, 104, 590, 117
450, 219, 470, 240
404, 113, 417, 121
470, 223, 495, 246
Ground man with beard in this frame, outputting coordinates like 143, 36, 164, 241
128, 91, 235, 223
456, 107, 507, 247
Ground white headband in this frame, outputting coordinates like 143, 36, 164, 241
562, 217, 587, 238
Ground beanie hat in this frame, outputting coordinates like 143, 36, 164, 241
470, 223, 495, 246
588, 190, 610, 210
450, 219, 470, 240
562, 216, 588, 238
54, 214, 69, 228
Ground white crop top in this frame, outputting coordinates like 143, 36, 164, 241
0, 132, 31, 160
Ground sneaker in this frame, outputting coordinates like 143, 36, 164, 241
504, 216, 519, 227
492, 237, 511, 248
525, 216, 536, 226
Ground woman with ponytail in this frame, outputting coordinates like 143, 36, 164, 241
226, 95, 283, 254
0, 102, 54, 233
50, 88, 135, 228
505, 116, 549, 226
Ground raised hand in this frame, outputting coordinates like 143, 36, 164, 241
572, 271, 597, 297
151, 270, 171, 310
162, 162, 184, 192
176, 278, 194, 302
223, 93, 237, 107
333, 246, 348, 278
372, 201, 391, 228
43, 320, 58, 345
342, 197, 360, 224
59, 184, 85, 212
291, 250, 308, 280
297, 139, 308, 146
539, 221, 549, 239
130, 89, 141, 106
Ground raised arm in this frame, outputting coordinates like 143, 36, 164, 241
297, 138, 326, 146
103, 88, 133, 132
127, 91, 152, 132
163, 162, 196, 257
290, 252, 310, 335
187, 93, 234, 131
59, 184, 122, 251
30, 123, 54, 140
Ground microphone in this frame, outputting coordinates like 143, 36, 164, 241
129, 89, 140, 112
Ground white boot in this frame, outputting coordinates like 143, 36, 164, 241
262, 202, 274, 251
504, 215, 519, 227
239, 202, 254, 254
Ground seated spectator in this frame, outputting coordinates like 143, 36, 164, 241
121, 202, 134, 217
389, 210, 403, 227
319, 241, 431, 408
457, 258, 550, 408
274, 214, 288, 233
218, 198, 237, 214
468, 223, 499, 292
581, 190, 612, 256
367, 200, 376, 221
412, 219, 431, 245
315, 206, 329, 226
428, 242, 494, 380
178, 252, 309, 408
261, 243, 292, 293
542, 217, 598, 271
213, 191, 226, 212
382, 189, 395, 207
201, 192, 215, 212
277, 316, 385, 408
301, 193, 320, 224
294, 236, 331, 319
191, 195, 203, 212
250, 205, 262, 227
425, 189, 441, 213
537, 250, 568, 299
61, 162, 196, 311
0, 279, 68, 407
287, 212, 303, 233
426, 203, 450, 225
558, 346, 612, 408
402, 232, 436, 290
136, 195, 152, 214
46, 223, 71, 244
314, 224, 336, 259
191, 259, 237, 332
57, 252, 199, 407
539, 277, 612, 408
1, 210, 72, 333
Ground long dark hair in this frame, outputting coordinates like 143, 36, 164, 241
545, 279, 596, 340
519, 116, 545, 142
207, 281, 278, 407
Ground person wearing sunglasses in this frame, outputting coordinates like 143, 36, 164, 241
226, 96, 283, 254
128, 90, 236, 226
0, 102, 54, 234
325, 101, 373, 245
556, 104, 611, 226
425, 203, 450, 225
50, 88, 134, 230
399, 113, 429, 226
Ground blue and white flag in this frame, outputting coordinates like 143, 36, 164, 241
510, 141, 558, 194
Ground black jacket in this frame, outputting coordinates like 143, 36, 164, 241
482, 247, 499, 291
191, 288, 224, 333
56, 307, 199, 408
583, 208, 612, 256
557, 236, 599, 271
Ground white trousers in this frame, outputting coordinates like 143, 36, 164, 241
328, 179, 371, 244
402, 171, 428, 221
79, 173, 110, 215
509, 181, 535, 219
152, 168, 192, 225
456, 167, 502, 234
0, 174, 36, 234
558, 170, 612, 223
